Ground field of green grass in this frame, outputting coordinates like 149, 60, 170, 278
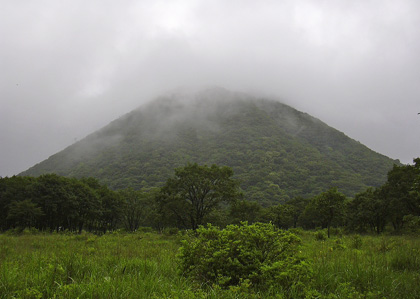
1, 229, 420, 298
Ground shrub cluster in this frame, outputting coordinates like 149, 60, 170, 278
177, 222, 312, 291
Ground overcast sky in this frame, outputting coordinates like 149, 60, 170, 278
1, 0, 419, 177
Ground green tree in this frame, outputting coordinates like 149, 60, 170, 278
68, 178, 101, 233
29, 174, 71, 231
413, 158, 420, 203
383, 162, 420, 230
157, 164, 240, 230
262, 204, 295, 229
97, 186, 124, 233
311, 188, 346, 238
298, 199, 319, 230
7, 199, 44, 229
346, 187, 388, 234
80, 177, 124, 233
119, 188, 150, 232
286, 196, 309, 228
414, 157, 420, 181
0, 176, 35, 230
228, 200, 262, 224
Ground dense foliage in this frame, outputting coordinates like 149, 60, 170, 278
344, 158, 420, 233
2, 158, 419, 234
20, 88, 397, 205
178, 222, 311, 293
157, 163, 240, 229
0, 174, 155, 233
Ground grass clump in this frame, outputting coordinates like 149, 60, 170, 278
350, 234, 363, 249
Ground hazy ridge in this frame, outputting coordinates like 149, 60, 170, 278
21, 88, 398, 205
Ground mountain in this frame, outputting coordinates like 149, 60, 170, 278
21, 88, 398, 205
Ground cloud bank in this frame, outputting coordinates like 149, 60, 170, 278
1, 0, 419, 176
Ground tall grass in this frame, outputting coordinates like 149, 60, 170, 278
300, 232, 420, 298
0, 232, 191, 298
1, 230, 420, 298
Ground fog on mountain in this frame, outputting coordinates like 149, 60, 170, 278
21, 88, 398, 205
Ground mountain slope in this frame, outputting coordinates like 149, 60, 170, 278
21, 88, 398, 205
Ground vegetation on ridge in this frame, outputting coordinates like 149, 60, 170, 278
20, 89, 398, 205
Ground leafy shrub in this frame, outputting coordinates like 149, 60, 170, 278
162, 227, 179, 236
330, 227, 343, 237
177, 222, 312, 291
288, 227, 304, 236
6, 227, 40, 235
314, 230, 327, 241
136, 226, 154, 233
403, 215, 420, 232
332, 238, 346, 250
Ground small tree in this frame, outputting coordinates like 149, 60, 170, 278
384, 161, 420, 230
119, 188, 156, 232
312, 188, 346, 238
286, 196, 309, 228
413, 158, 420, 196
157, 163, 240, 230
346, 187, 388, 234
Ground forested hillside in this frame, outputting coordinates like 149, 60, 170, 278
21, 88, 398, 205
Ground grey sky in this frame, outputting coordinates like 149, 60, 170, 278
1, 0, 419, 177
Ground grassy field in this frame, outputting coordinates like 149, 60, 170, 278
1, 229, 420, 298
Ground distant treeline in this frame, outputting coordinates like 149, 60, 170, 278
1, 158, 419, 234
0, 175, 158, 233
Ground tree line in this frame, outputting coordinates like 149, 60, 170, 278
0, 175, 157, 233
1, 159, 419, 234
234, 158, 420, 235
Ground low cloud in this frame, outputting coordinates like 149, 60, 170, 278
1, 0, 419, 176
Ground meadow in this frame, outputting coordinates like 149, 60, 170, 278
1, 229, 420, 298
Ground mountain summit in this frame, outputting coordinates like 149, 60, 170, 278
21, 88, 397, 205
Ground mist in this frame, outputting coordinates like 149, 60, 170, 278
1, 0, 419, 177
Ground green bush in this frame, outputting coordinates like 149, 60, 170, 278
6, 227, 40, 235
403, 215, 420, 233
177, 222, 312, 291
332, 238, 346, 250
162, 227, 179, 236
330, 227, 343, 237
137, 226, 154, 233
288, 227, 304, 236
314, 230, 327, 241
